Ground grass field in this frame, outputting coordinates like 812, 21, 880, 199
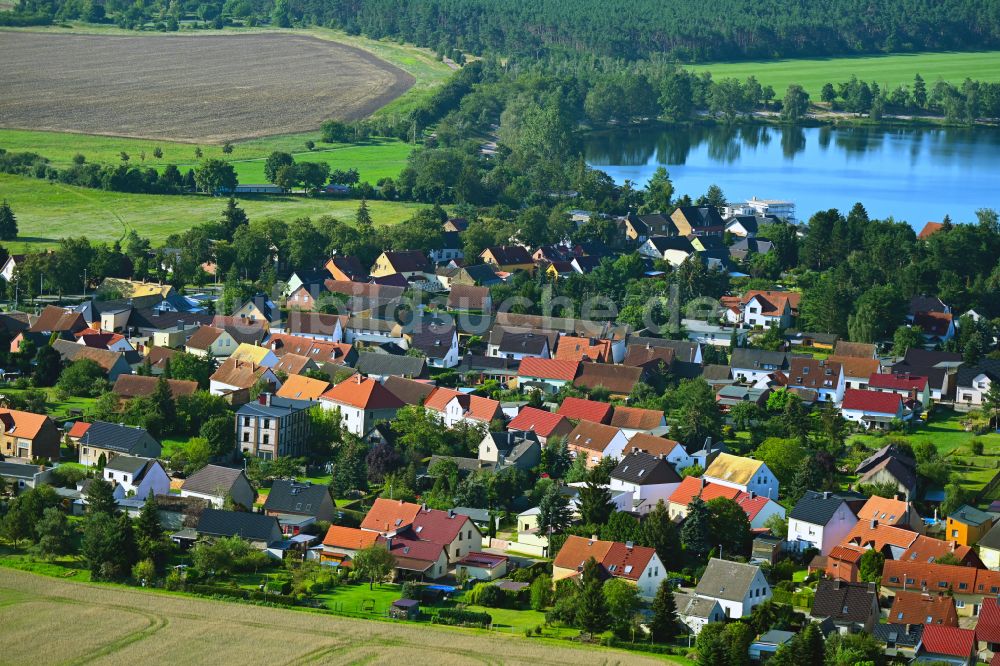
0, 173, 425, 248
0, 568, 676, 665
0, 31, 415, 142
694, 50, 1000, 99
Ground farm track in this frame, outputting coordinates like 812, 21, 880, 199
0, 568, 674, 665
0, 31, 415, 142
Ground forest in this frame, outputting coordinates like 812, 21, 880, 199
9, 0, 1000, 62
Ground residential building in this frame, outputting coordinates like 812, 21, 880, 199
236, 394, 313, 460
325, 255, 367, 282
881, 560, 1000, 617
740, 290, 801, 329
196, 509, 282, 549
29, 305, 88, 337
840, 389, 905, 429
552, 535, 665, 599
856, 495, 924, 533
319, 525, 379, 567
788, 491, 859, 555
492, 329, 552, 361
455, 552, 508, 581
180, 465, 255, 509
553, 336, 612, 363
102, 456, 169, 500
674, 591, 726, 635
209, 357, 281, 397
77, 422, 161, 467
477, 431, 541, 471
811, 580, 880, 633
748, 630, 795, 662
0, 461, 54, 491
320, 375, 404, 436
556, 396, 613, 424
889, 590, 959, 627
609, 406, 665, 436
695, 558, 771, 618
566, 421, 630, 467
834, 341, 877, 359
572, 363, 643, 399
786, 357, 845, 404
956, 359, 1000, 407
946, 505, 995, 547
0, 408, 60, 461
830, 355, 882, 391
354, 352, 425, 381
730, 348, 790, 384
184, 325, 238, 358
506, 407, 573, 444
263, 480, 336, 534
51, 339, 132, 382
914, 625, 975, 666
671, 206, 726, 236
423, 387, 503, 428
975, 597, 1000, 654
609, 450, 682, 514
639, 235, 695, 265
479, 245, 534, 273
447, 285, 492, 313
703, 452, 779, 498
406, 322, 459, 368
361, 498, 484, 564
517, 357, 578, 394
978, 523, 1000, 570
869, 372, 931, 406
667, 477, 741, 521
274, 374, 330, 402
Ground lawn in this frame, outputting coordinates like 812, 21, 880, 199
693, 50, 1000, 99
850, 408, 1000, 497
0, 173, 426, 248
0, 386, 97, 423
0, 130, 416, 185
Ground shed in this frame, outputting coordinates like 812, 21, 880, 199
389, 598, 420, 620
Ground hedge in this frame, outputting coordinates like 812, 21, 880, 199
187, 583, 298, 607
436, 608, 492, 627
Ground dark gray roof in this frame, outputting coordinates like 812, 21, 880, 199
454, 354, 520, 374
128, 308, 213, 331
855, 444, 915, 475
909, 295, 948, 316
789, 490, 847, 525
485, 431, 539, 456
78, 421, 158, 454
900, 348, 962, 368
647, 235, 694, 253
104, 455, 152, 475
498, 330, 549, 355
262, 480, 330, 516
957, 359, 1000, 388
611, 451, 681, 486
356, 351, 426, 378
675, 206, 725, 228
978, 521, 1000, 550
408, 323, 455, 360
182, 465, 247, 497
674, 591, 720, 619
236, 396, 313, 418
197, 509, 279, 541
702, 364, 733, 381
811, 580, 877, 623
383, 375, 436, 406
694, 558, 762, 602
731, 348, 789, 371
0, 461, 45, 479
872, 622, 922, 648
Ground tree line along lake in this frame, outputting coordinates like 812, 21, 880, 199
584, 124, 1000, 226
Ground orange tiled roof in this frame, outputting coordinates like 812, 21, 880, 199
557, 396, 613, 424
828, 545, 864, 564
321, 375, 404, 411
276, 374, 331, 401
0, 408, 50, 440
553, 534, 614, 571
889, 590, 958, 626
901, 534, 978, 565
323, 525, 379, 550
626, 433, 682, 457
518, 357, 579, 382
423, 387, 501, 423
841, 520, 918, 551
829, 355, 881, 380
554, 336, 612, 363
360, 498, 421, 534
857, 495, 913, 527
669, 476, 741, 507
507, 407, 572, 438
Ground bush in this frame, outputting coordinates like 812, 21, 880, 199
436, 608, 492, 627
467, 582, 505, 607
187, 583, 298, 607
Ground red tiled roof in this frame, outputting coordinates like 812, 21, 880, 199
361, 498, 421, 533
68, 421, 91, 438
423, 387, 501, 423
411, 506, 475, 546
518, 357, 579, 382
610, 406, 664, 430
918, 221, 945, 240
557, 396, 613, 424
901, 535, 978, 565
602, 542, 655, 581
841, 521, 918, 551
977, 597, 1000, 644
889, 590, 958, 627
735, 493, 772, 521
881, 560, 980, 594
321, 375, 404, 411
828, 545, 864, 564
573, 363, 642, 395
920, 625, 975, 658
668, 476, 741, 507
507, 407, 572, 438
742, 290, 801, 316
842, 389, 902, 414
868, 373, 928, 391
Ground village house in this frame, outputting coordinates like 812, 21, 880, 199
913, 625, 976, 666
447, 284, 492, 313
609, 450, 682, 514
196, 509, 282, 550
325, 255, 367, 282
811, 580, 880, 633
730, 348, 790, 384
667, 477, 742, 521
553, 336, 612, 363
626, 433, 694, 474
739, 290, 801, 329
609, 406, 666, 436
0, 461, 55, 491
179, 464, 256, 509
703, 452, 779, 499
423, 386, 503, 429
556, 396, 613, 424
565, 420, 630, 467
552, 535, 665, 599
840, 389, 905, 430
102, 456, 169, 500
506, 407, 574, 445
406, 321, 459, 368
889, 590, 959, 627
209, 357, 281, 397
517, 357, 578, 394
354, 352, 425, 381
263, 480, 336, 534
490, 328, 553, 361
572, 363, 643, 399
786, 357, 846, 404
479, 245, 534, 273
674, 591, 725, 635
77, 422, 161, 467
881, 560, 1000, 617
319, 525, 379, 567
638, 235, 695, 265
830, 355, 882, 391
945, 505, 995, 547
868, 372, 932, 407
184, 325, 238, 358
856, 495, 924, 533
788, 491, 859, 555
956, 359, 1000, 408
320, 375, 405, 436
671, 206, 726, 236
477, 431, 541, 471
0, 408, 61, 461
370, 250, 432, 282
51, 339, 132, 382
361, 498, 484, 564
695, 558, 771, 618
275, 374, 331, 402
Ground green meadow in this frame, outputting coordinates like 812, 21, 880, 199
0, 173, 425, 248
694, 50, 1000, 99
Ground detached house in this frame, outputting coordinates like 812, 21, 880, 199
914, 625, 976, 666
610, 450, 682, 514
517, 357, 578, 394
788, 491, 859, 555
361, 498, 484, 564
956, 359, 1000, 407
370, 250, 432, 282
77, 422, 161, 467
703, 452, 779, 499
889, 590, 959, 627
840, 389, 904, 429
572, 363, 643, 399
565, 421, 629, 467
320, 375, 405, 436
730, 348, 790, 384
739, 290, 801, 329
478, 431, 541, 471
552, 535, 665, 599
830, 355, 881, 391
180, 464, 256, 509
881, 560, 1000, 618
786, 357, 845, 404
626, 433, 694, 474
263, 480, 336, 534
639, 236, 695, 266
480, 245, 534, 274
209, 357, 281, 397
103, 456, 169, 500
671, 206, 726, 236
0, 408, 60, 461
506, 407, 573, 444
236, 394, 313, 461
695, 558, 771, 618
556, 396, 614, 424
406, 322, 459, 368
184, 325, 238, 358
423, 387, 503, 428
196, 509, 282, 550
868, 372, 931, 407
811, 580, 880, 633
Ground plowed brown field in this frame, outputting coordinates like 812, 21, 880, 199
0, 31, 414, 142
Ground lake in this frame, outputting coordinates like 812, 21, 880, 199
584, 124, 1000, 226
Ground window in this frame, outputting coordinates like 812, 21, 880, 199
956, 600, 966, 608
262, 434, 269, 445
959, 582, 968, 590
242, 432, 249, 443
244, 417, 251, 426
952, 529, 959, 537
263, 419, 271, 429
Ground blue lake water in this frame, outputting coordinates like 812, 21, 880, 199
584, 124, 1000, 226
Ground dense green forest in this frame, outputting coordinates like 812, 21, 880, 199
9, 0, 1000, 61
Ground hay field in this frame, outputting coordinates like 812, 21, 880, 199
0, 568, 669, 665
0, 31, 415, 142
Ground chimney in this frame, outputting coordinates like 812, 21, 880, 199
823, 491, 831, 500
448, 509, 455, 519
749, 491, 756, 500
625, 541, 633, 550
591, 534, 599, 541
385, 536, 392, 551
421, 503, 427, 512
